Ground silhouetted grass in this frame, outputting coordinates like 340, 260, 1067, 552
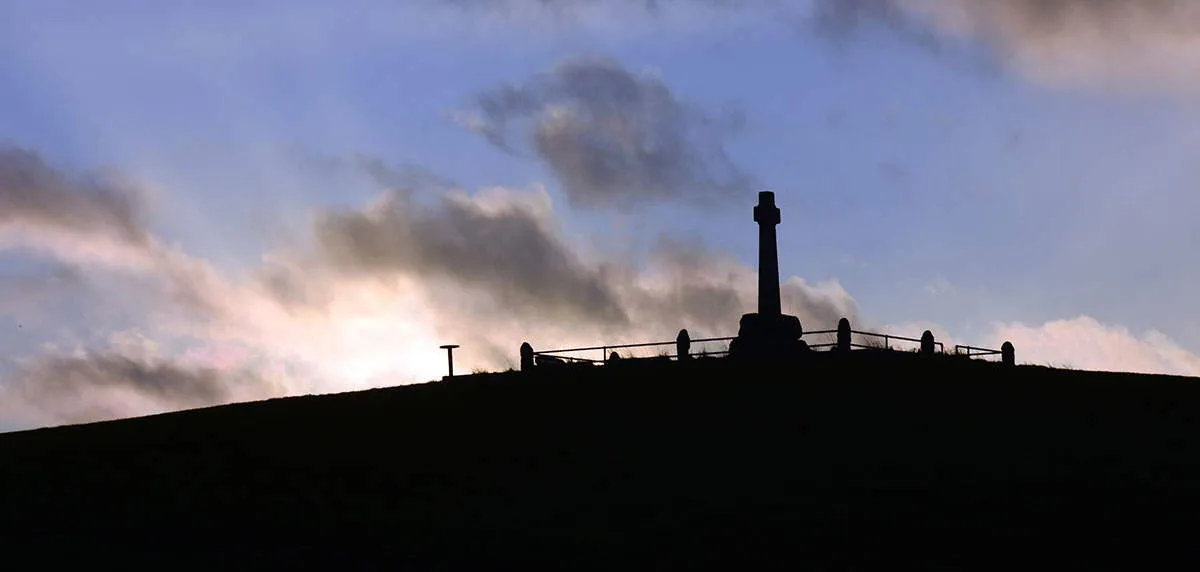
1, 355, 1198, 568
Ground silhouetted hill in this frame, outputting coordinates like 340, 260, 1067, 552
3, 356, 1200, 568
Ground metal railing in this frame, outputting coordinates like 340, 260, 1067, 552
519, 319, 1017, 374
532, 329, 951, 364
534, 336, 737, 365
954, 344, 1002, 359
803, 329, 945, 353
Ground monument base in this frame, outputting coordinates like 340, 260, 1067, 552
728, 313, 807, 361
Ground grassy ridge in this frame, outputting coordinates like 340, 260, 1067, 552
2, 355, 1199, 567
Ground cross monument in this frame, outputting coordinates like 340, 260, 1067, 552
729, 191, 805, 360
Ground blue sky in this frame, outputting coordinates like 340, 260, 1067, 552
2, 0, 1199, 430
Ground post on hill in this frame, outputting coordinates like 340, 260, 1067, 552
520, 342, 534, 371
837, 318, 851, 353
677, 329, 691, 361
1002, 342, 1015, 367
920, 331, 936, 357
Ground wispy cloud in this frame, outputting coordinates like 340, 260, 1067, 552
447, 1, 1200, 93
286, 148, 460, 195
0, 145, 156, 268
988, 316, 1200, 376
814, 0, 1200, 93
4, 337, 283, 426
454, 55, 755, 209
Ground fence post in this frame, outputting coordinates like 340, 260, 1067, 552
837, 318, 851, 352
520, 342, 534, 371
920, 331, 935, 357
676, 329, 692, 361
1002, 342, 1015, 367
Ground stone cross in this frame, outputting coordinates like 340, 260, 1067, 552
754, 191, 782, 317
728, 190, 803, 361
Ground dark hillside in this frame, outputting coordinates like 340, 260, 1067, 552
3, 357, 1200, 568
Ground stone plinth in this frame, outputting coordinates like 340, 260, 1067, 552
729, 312, 805, 360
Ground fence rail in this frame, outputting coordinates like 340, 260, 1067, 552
529, 326, 957, 365
533, 336, 737, 365
520, 320, 1014, 371
802, 329, 945, 353
955, 345, 1002, 358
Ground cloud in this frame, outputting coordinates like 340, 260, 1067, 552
0, 145, 156, 268
619, 237, 859, 334
285, 147, 460, 195
313, 186, 629, 326
3, 336, 282, 426
307, 187, 858, 354
331, 186, 849, 342
874, 316, 1200, 378
433, 1, 1200, 93
987, 316, 1200, 376
455, 55, 755, 209
813, 0, 1200, 93
449, 1, 1200, 94
185, 180, 860, 373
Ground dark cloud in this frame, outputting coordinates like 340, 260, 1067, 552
626, 239, 860, 335
308, 189, 857, 346
9, 351, 265, 424
0, 145, 151, 248
313, 190, 629, 325
458, 55, 755, 209
254, 261, 334, 310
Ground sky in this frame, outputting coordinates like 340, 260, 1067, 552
2, 0, 1200, 430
